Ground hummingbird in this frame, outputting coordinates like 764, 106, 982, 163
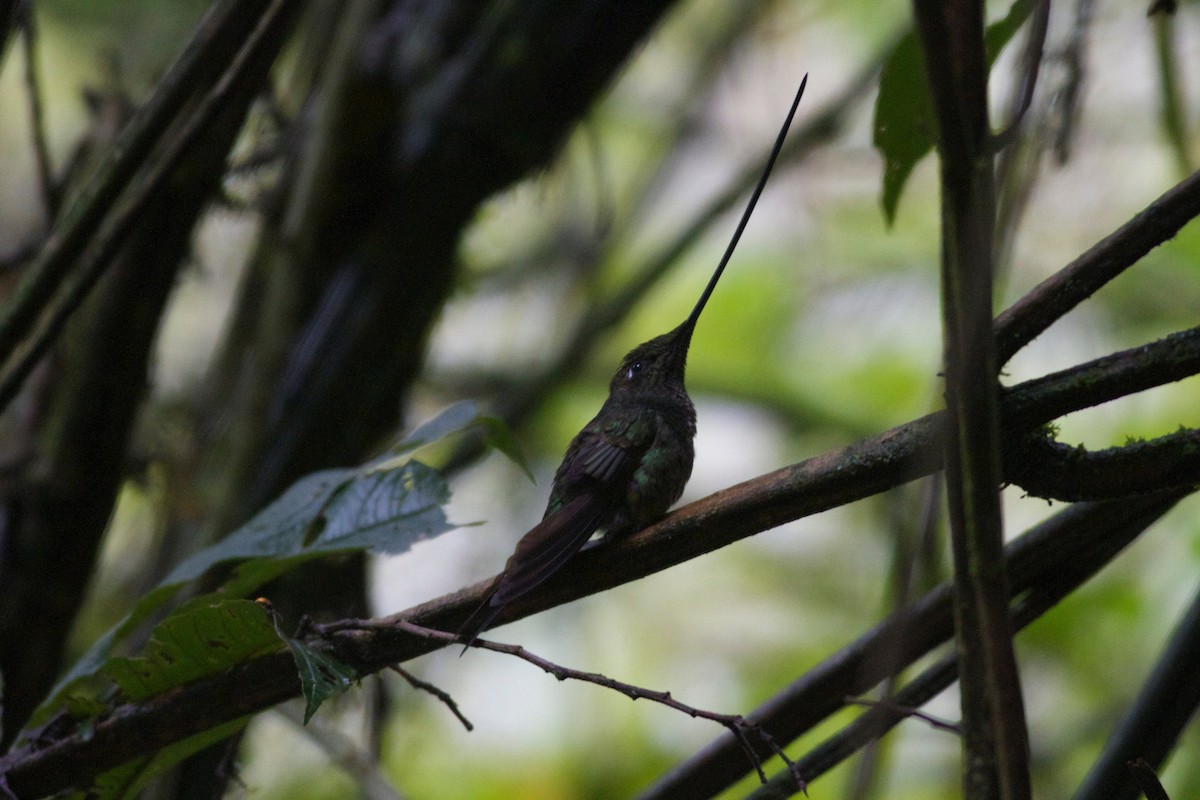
460, 76, 807, 646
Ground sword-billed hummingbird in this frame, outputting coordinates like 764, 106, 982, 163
461, 76, 807, 645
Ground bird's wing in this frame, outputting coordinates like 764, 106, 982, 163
555, 408, 658, 491
458, 411, 659, 646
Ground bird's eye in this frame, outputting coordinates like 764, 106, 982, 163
626, 361, 643, 380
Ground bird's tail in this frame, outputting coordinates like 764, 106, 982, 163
456, 599, 504, 655
457, 493, 604, 654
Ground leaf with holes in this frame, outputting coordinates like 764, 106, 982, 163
28, 402, 500, 740
102, 599, 283, 701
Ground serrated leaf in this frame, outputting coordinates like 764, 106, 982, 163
103, 599, 282, 701
287, 638, 359, 723
224, 461, 453, 596
27, 405, 473, 737
25, 596, 274, 743
30, 460, 444, 733
309, 461, 452, 550
164, 468, 357, 586
874, 0, 1036, 223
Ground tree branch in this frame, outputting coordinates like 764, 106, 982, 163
1002, 325, 1200, 426
5, 317, 1196, 795
1124, 759, 1171, 800
0, 0, 279, 381
914, 2, 1029, 795
0, 0, 301, 416
363, 619, 803, 790
648, 491, 1186, 800
1072, 581, 1200, 800
1008, 426, 1200, 501
5, 144, 1200, 791
994, 167, 1200, 365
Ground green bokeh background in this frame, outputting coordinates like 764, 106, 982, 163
2, 1, 1198, 797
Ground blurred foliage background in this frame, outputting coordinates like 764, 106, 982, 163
1, 1, 1198, 798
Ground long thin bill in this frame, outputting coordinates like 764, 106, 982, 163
681, 74, 808, 332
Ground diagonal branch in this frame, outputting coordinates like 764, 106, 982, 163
739, 490, 1178, 800
1008, 426, 1200, 501
994, 166, 1200, 365
0, 0, 278, 376
649, 491, 1186, 800
0, 0, 301, 416
6, 317, 1196, 797
1071, 581, 1200, 800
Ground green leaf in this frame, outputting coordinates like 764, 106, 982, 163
874, 0, 1036, 224
78, 717, 248, 800
165, 467, 358, 584
391, 399, 484, 456
103, 599, 283, 701
311, 460, 452, 551
874, 31, 932, 225
24, 582, 185, 736
46, 602, 268, 797
162, 403, 485, 591
225, 460, 454, 595
368, 400, 533, 479
173, 459, 452, 588
477, 414, 536, 482
287, 638, 359, 723
25, 403, 496, 739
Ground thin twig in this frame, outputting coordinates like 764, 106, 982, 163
335, 617, 804, 791
845, 697, 961, 735
390, 666, 473, 732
